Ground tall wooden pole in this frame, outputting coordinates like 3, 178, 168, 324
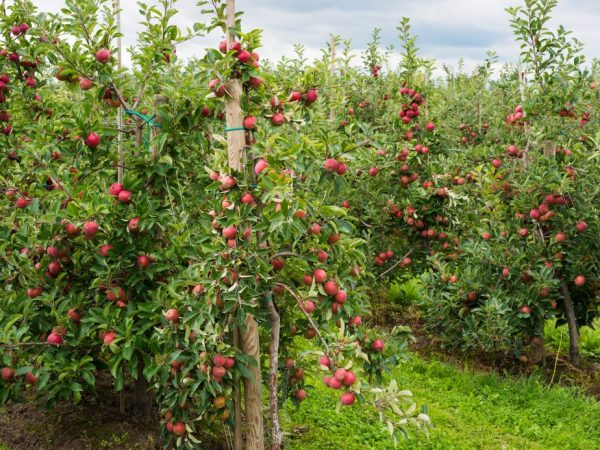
225, 0, 246, 171
224, 1, 264, 449
115, 0, 124, 184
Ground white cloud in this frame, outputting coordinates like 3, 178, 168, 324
25, 0, 600, 76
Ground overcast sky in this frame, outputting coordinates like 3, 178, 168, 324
29, 0, 600, 74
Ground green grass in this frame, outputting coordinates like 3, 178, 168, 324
281, 356, 600, 449
545, 319, 600, 360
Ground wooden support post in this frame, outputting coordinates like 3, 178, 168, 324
224, 2, 263, 449
114, 0, 124, 183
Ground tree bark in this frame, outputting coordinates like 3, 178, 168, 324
233, 328, 243, 450
559, 280, 580, 366
224, 2, 263, 448
225, 0, 246, 172
240, 314, 264, 450
133, 356, 154, 420
266, 298, 283, 450
531, 335, 545, 365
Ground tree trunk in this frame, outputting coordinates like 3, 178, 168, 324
241, 314, 264, 450
531, 335, 545, 365
133, 356, 154, 420
233, 328, 243, 450
559, 280, 580, 366
266, 298, 283, 450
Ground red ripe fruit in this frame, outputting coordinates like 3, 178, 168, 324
342, 371, 356, 386
248, 76, 263, 88
79, 78, 93, 90
95, 48, 111, 63
68, 308, 81, 322
482, 232, 491, 240
27, 287, 42, 299
83, 221, 99, 238
518, 228, 528, 237
128, 217, 140, 233
213, 354, 227, 367
302, 300, 315, 314
271, 112, 285, 126
224, 357, 235, 369
328, 233, 340, 244
192, 284, 205, 296
108, 183, 123, 196
425, 121, 435, 131
372, 339, 385, 352
222, 225, 237, 239
305, 89, 318, 104
350, 316, 362, 326
243, 116, 257, 130
574, 275, 586, 287
323, 281, 339, 296
103, 331, 117, 345
25, 371, 37, 385
319, 356, 331, 367
313, 269, 327, 284
575, 221, 587, 233
164, 308, 180, 322
368, 167, 379, 177
237, 50, 252, 63
295, 389, 307, 401
118, 190, 132, 204
491, 159, 502, 169
340, 392, 356, 406
326, 377, 342, 389
48, 261, 62, 276
254, 159, 268, 175
47, 332, 63, 346
308, 223, 321, 235
288, 91, 302, 102
519, 305, 532, 314
317, 250, 328, 262
302, 274, 313, 285
334, 291, 347, 304
15, 198, 30, 209
137, 255, 150, 269
555, 232, 566, 243
1, 367, 15, 381
271, 258, 285, 271
172, 422, 186, 436
334, 368, 347, 381
62, 222, 79, 238
84, 132, 101, 148
323, 158, 339, 172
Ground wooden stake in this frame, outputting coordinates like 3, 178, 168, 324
224, 2, 263, 449
233, 328, 243, 450
225, 0, 246, 172
115, 0, 124, 183
266, 298, 283, 449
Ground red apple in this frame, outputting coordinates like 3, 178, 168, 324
95, 48, 111, 63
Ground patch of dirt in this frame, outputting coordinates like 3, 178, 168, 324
0, 374, 160, 450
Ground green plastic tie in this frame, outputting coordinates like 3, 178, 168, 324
225, 127, 246, 132
125, 109, 163, 151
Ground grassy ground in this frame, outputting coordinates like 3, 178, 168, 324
281, 356, 600, 450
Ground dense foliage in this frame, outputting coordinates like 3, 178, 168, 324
0, 0, 597, 448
